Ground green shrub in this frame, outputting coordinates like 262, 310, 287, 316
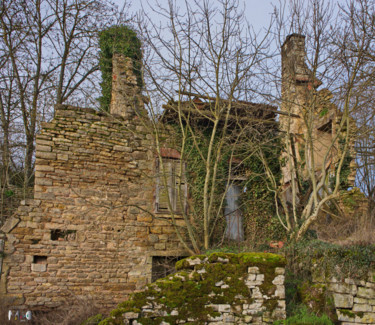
284, 239, 375, 280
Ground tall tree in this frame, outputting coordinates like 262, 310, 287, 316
0, 0, 130, 219
137, 0, 276, 252
260, 0, 375, 241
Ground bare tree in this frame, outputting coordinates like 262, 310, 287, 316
137, 0, 276, 253
344, 0, 375, 230
0, 0, 130, 211
259, 0, 375, 241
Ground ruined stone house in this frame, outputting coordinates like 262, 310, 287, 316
0, 34, 340, 310
280, 34, 355, 194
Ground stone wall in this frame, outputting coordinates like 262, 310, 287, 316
0, 103, 187, 309
99, 252, 286, 325
312, 270, 375, 324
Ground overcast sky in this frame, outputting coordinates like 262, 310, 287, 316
121, 0, 350, 34
122, 0, 276, 33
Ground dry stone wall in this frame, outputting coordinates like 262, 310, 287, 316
0, 104, 187, 310
100, 252, 286, 325
312, 270, 375, 324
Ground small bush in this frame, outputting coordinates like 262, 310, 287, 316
284, 239, 375, 280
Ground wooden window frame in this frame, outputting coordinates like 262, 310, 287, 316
155, 157, 187, 215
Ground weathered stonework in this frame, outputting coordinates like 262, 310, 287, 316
99, 252, 286, 324
280, 34, 355, 195
313, 270, 375, 324
0, 57, 188, 310
0, 34, 350, 319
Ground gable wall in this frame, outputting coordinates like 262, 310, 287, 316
0, 104, 187, 310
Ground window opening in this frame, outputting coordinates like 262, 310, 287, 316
33, 256, 47, 264
51, 229, 76, 241
224, 183, 244, 241
155, 158, 187, 214
151, 256, 183, 282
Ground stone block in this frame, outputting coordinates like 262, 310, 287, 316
57, 154, 69, 161
35, 165, 55, 172
148, 234, 159, 243
31, 263, 47, 272
361, 312, 375, 323
252, 287, 263, 299
137, 215, 153, 223
353, 303, 372, 312
35, 171, 45, 178
150, 227, 162, 234
35, 151, 56, 160
272, 275, 284, 285
154, 243, 166, 250
248, 267, 259, 274
357, 287, 375, 299
333, 293, 354, 308
33, 192, 56, 200
217, 304, 231, 312
278, 300, 286, 309
354, 297, 369, 304
328, 283, 357, 295
36, 145, 51, 152
161, 227, 176, 234
187, 257, 202, 266
35, 178, 53, 186
275, 285, 285, 299
1, 217, 20, 233
123, 312, 139, 319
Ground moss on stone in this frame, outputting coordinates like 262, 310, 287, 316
264, 300, 279, 314
337, 308, 365, 320
298, 281, 338, 322
238, 252, 286, 267
338, 308, 355, 318
98, 252, 284, 324
175, 255, 206, 270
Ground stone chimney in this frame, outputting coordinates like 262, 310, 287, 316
279, 34, 310, 185
280, 34, 310, 131
281, 34, 310, 84
110, 53, 143, 119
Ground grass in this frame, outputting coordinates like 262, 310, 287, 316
274, 305, 334, 325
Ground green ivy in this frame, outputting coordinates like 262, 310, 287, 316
238, 132, 284, 245
4, 189, 14, 197
329, 139, 352, 191
171, 122, 282, 248
182, 126, 230, 243
98, 25, 142, 111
